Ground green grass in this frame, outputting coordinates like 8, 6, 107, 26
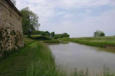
61, 36, 115, 48
0, 38, 60, 76
43, 39, 60, 44
0, 37, 115, 76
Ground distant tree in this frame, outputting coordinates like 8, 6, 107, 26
42, 31, 50, 37
100, 32, 105, 36
62, 33, 70, 38
51, 32, 55, 38
20, 7, 40, 36
94, 30, 105, 37
54, 33, 70, 39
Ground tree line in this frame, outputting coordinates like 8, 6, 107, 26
20, 7, 69, 39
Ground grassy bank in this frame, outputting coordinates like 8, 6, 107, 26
0, 38, 115, 76
30, 35, 68, 44
61, 36, 115, 48
0, 38, 60, 76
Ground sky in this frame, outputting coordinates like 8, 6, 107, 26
16, 0, 115, 37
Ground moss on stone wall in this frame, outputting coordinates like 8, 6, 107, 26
0, 0, 24, 56
0, 27, 23, 56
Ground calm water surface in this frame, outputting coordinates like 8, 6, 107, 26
49, 43, 115, 75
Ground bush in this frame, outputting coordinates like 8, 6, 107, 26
31, 35, 52, 40
94, 30, 105, 37
54, 33, 70, 39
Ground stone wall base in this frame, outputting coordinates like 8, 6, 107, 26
0, 27, 24, 56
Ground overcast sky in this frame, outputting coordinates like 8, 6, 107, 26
16, 0, 115, 37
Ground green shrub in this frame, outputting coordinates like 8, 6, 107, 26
31, 35, 52, 40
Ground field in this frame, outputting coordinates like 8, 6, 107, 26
61, 36, 115, 48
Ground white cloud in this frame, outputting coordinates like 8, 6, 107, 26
48, 9, 115, 37
16, 0, 115, 37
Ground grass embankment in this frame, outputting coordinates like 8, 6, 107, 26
61, 36, 115, 48
0, 38, 60, 76
0, 37, 115, 76
31, 35, 67, 44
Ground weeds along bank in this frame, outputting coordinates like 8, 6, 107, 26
0, 38, 115, 76
0, 38, 61, 76
61, 36, 115, 48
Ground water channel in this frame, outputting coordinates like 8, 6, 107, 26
49, 43, 115, 75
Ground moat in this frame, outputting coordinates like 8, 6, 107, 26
49, 43, 115, 75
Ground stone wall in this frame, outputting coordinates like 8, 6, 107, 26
0, 0, 24, 53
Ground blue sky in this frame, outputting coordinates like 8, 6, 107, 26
16, 0, 115, 37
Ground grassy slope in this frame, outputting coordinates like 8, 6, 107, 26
0, 37, 115, 76
0, 38, 59, 76
61, 36, 115, 48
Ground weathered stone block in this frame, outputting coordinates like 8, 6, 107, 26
0, 0, 24, 54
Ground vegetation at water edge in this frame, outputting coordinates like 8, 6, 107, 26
61, 36, 115, 48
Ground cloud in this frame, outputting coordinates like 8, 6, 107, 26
16, 0, 115, 37
49, 9, 115, 37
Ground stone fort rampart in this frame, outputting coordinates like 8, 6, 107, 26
0, 0, 24, 53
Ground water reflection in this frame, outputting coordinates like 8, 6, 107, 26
49, 43, 115, 75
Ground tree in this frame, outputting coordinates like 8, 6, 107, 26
51, 32, 55, 38
94, 30, 105, 37
42, 31, 50, 37
20, 7, 40, 36
62, 33, 70, 38
54, 33, 70, 39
